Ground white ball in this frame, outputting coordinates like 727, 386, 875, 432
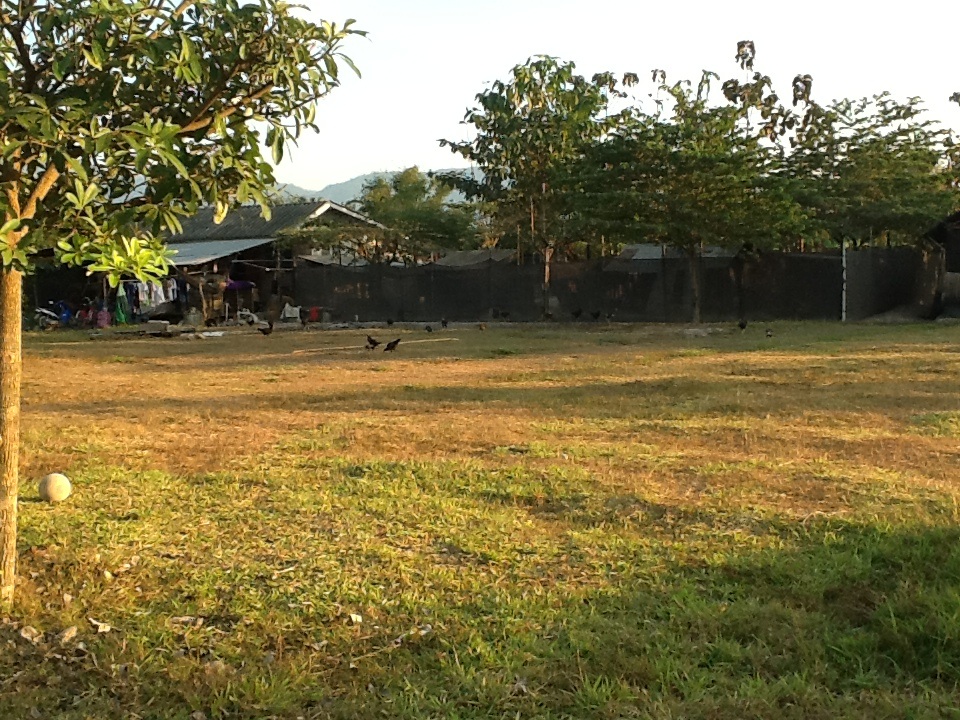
39, 473, 72, 503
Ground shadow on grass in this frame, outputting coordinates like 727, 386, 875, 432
351, 520, 960, 719
29, 368, 960, 424
5, 507, 960, 719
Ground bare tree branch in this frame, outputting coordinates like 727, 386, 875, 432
179, 83, 275, 134
0, 12, 36, 91
147, 0, 193, 39
20, 164, 59, 221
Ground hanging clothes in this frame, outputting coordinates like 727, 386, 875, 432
115, 293, 130, 325
125, 282, 140, 316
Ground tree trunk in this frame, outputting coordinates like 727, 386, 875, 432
0, 269, 22, 610
688, 248, 702, 324
543, 244, 553, 317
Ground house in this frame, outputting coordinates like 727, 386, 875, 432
167, 199, 383, 271
165, 200, 383, 321
26, 199, 385, 325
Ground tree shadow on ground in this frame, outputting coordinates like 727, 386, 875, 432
333, 520, 960, 719
5, 502, 960, 719
27, 369, 960, 421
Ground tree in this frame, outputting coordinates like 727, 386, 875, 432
296, 167, 479, 264
441, 56, 626, 310
351, 167, 479, 260
559, 68, 806, 322
0, 0, 362, 609
783, 94, 960, 248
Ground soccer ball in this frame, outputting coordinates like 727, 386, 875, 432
38, 473, 72, 503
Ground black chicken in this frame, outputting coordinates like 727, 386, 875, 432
387, 318, 395, 326
257, 322, 274, 336
441, 318, 448, 329
425, 325, 433, 333
590, 310, 601, 321
571, 308, 583, 320
384, 338, 401, 352
366, 335, 381, 350
738, 319, 747, 331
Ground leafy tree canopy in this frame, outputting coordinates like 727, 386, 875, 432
782, 94, 960, 247
0, 0, 362, 283
299, 167, 480, 264
441, 56, 628, 258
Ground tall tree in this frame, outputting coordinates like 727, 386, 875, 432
441, 56, 626, 310
560, 68, 806, 322
299, 167, 479, 263
353, 167, 479, 260
0, 0, 362, 609
783, 94, 960, 248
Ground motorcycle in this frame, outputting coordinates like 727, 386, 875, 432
33, 300, 73, 330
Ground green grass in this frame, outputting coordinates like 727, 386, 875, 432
4, 321, 960, 718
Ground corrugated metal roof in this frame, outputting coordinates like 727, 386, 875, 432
434, 249, 516, 267
166, 200, 384, 243
618, 244, 664, 260
168, 202, 324, 242
168, 238, 274, 266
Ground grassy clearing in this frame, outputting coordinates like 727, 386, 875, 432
5, 321, 960, 718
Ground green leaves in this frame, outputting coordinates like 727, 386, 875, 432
266, 126, 284, 165
785, 94, 959, 246
0, 219, 21, 241
85, 235, 173, 287
65, 180, 100, 210
352, 167, 479, 258
442, 56, 624, 256
0, 0, 362, 274
176, 32, 204, 83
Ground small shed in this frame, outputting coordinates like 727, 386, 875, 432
166, 200, 382, 270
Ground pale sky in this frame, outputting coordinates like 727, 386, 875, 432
274, 0, 960, 191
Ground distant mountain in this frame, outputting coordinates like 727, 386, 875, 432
272, 183, 326, 201
317, 172, 392, 204
275, 167, 482, 205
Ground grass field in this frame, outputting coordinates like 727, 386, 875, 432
4, 321, 960, 719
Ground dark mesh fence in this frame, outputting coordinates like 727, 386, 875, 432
296, 253, 849, 323
740, 252, 843, 321
845, 247, 922, 320
25, 248, 935, 324
254, 248, 935, 324
598, 258, 664, 320
489, 263, 543, 321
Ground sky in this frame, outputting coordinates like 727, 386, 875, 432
273, 0, 960, 191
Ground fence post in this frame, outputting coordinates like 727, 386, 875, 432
841, 240, 847, 322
